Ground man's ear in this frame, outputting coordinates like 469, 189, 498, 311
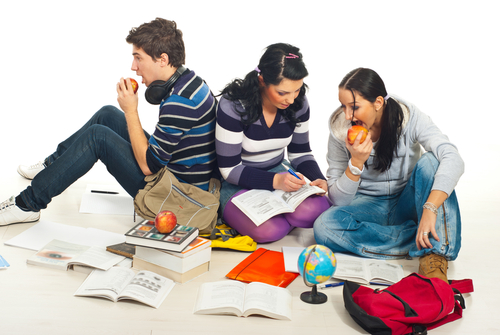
158, 53, 170, 66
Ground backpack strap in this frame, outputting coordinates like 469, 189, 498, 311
449, 279, 474, 294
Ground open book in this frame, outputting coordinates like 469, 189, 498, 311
193, 280, 292, 320
332, 253, 405, 285
27, 239, 125, 271
231, 184, 325, 226
282, 247, 404, 285
74, 267, 175, 309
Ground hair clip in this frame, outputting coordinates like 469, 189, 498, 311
285, 53, 299, 59
254, 66, 261, 73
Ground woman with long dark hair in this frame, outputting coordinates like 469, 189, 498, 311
216, 43, 330, 243
314, 68, 464, 282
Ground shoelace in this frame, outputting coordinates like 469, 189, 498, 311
0, 197, 15, 212
27, 161, 44, 170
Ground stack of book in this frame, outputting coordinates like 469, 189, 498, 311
124, 220, 211, 284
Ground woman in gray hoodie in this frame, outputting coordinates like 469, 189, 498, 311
314, 68, 464, 282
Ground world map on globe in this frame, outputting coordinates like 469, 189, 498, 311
298, 244, 337, 285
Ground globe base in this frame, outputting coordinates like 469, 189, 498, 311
300, 285, 328, 304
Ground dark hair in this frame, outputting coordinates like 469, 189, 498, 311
220, 43, 308, 125
339, 68, 404, 172
126, 18, 185, 68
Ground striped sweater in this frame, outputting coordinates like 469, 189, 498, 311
146, 69, 216, 191
215, 95, 325, 191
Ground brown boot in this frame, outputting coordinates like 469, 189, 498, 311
418, 253, 448, 283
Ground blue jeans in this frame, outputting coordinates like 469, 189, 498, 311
20, 106, 149, 211
313, 153, 462, 261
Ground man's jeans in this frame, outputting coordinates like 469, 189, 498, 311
20, 106, 149, 211
314, 152, 461, 260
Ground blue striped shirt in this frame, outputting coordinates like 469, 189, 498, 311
215, 95, 325, 191
146, 69, 216, 191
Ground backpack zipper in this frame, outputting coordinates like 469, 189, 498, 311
172, 185, 210, 210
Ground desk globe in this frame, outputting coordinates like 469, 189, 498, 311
297, 244, 337, 304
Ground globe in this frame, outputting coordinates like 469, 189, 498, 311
298, 244, 337, 285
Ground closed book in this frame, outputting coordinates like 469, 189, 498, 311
164, 237, 211, 258
135, 245, 211, 273
132, 256, 209, 284
106, 242, 136, 259
124, 220, 198, 252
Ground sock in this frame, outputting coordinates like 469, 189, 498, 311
15, 195, 30, 212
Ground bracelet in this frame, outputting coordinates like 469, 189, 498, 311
423, 202, 438, 215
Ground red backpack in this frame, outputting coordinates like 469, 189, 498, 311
343, 273, 474, 335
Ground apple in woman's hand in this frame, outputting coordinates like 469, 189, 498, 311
126, 78, 138, 93
347, 125, 368, 145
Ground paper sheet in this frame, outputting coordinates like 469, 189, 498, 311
79, 184, 134, 216
4, 220, 125, 251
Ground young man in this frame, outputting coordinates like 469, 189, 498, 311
0, 18, 217, 226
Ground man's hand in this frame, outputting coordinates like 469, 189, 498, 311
117, 77, 139, 114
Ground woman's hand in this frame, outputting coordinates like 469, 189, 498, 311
310, 179, 328, 194
416, 209, 440, 250
345, 131, 372, 168
273, 172, 306, 192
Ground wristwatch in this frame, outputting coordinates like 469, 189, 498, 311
348, 159, 364, 176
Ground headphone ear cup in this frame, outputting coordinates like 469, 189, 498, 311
145, 80, 168, 105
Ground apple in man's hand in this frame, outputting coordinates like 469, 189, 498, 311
155, 210, 177, 234
347, 125, 368, 145
126, 78, 138, 94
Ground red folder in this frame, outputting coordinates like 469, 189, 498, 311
225, 248, 299, 288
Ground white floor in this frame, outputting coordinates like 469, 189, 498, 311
1, 158, 499, 335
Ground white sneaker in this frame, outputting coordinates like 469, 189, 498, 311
0, 196, 40, 226
17, 161, 46, 180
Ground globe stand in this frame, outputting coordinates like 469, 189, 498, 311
300, 245, 328, 304
300, 284, 328, 304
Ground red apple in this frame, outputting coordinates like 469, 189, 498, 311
155, 210, 177, 234
347, 125, 368, 145
126, 78, 138, 93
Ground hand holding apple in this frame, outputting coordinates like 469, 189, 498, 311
347, 125, 368, 145
155, 210, 177, 234
126, 78, 138, 94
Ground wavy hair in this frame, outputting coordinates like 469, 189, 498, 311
338, 68, 404, 172
220, 43, 308, 125
126, 18, 185, 67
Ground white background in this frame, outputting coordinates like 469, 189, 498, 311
1, 0, 498, 204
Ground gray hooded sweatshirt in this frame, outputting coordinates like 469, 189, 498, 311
326, 94, 464, 206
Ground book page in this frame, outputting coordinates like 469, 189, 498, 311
27, 239, 90, 270
243, 282, 292, 320
74, 267, 136, 301
274, 184, 325, 209
332, 253, 370, 284
118, 270, 175, 309
231, 189, 292, 226
193, 281, 246, 316
72, 246, 126, 271
367, 261, 404, 284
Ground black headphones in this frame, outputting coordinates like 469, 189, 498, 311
145, 66, 187, 105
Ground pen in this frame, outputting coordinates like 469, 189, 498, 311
91, 190, 119, 195
369, 282, 391, 286
287, 169, 301, 180
319, 282, 344, 289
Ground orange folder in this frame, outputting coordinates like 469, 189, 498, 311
225, 248, 299, 288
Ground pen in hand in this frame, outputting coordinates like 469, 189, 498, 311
287, 169, 301, 180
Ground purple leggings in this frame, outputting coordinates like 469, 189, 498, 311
223, 190, 331, 243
